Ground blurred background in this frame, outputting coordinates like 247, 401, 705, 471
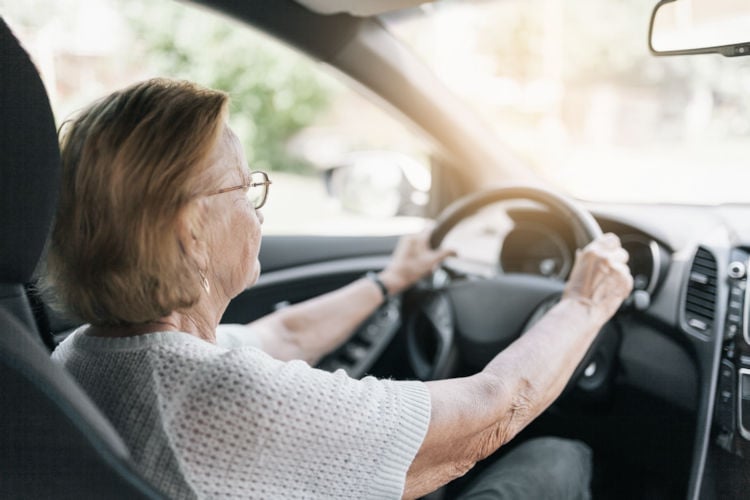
4, 0, 750, 235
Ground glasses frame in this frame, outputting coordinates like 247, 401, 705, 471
206, 170, 272, 209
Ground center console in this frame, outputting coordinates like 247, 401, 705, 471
709, 248, 750, 498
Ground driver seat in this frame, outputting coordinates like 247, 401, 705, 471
0, 18, 163, 498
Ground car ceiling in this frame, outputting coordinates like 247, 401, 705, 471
294, 0, 432, 16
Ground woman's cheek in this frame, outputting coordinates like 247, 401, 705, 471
245, 211, 263, 285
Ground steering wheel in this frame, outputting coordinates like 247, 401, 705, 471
406, 185, 619, 393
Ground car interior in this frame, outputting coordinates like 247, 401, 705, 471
2, 0, 750, 499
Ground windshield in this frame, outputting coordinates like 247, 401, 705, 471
385, 0, 750, 205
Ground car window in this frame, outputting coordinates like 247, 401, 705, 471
5, 0, 430, 235
386, 0, 750, 205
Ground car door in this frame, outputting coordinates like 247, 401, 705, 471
223, 234, 400, 325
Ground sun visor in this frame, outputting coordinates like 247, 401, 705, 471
294, 0, 433, 16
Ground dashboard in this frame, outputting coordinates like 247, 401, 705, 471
440, 203, 671, 300
442, 202, 750, 499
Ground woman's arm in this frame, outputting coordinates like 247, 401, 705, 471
404, 233, 633, 498
246, 230, 454, 364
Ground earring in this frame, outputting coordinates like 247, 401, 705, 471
199, 269, 210, 294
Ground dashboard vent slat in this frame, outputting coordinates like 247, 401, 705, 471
684, 247, 718, 334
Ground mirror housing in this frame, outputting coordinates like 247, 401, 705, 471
649, 0, 750, 57
324, 151, 430, 218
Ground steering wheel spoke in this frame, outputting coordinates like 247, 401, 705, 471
405, 290, 457, 380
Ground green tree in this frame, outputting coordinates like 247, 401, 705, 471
123, 1, 332, 174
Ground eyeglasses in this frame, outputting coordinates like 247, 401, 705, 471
206, 170, 272, 209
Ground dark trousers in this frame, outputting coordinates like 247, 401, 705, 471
457, 437, 593, 500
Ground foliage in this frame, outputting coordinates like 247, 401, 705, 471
122, 1, 333, 174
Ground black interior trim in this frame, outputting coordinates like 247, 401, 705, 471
224, 254, 393, 324
258, 235, 398, 272
682, 245, 728, 500
191, 0, 363, 62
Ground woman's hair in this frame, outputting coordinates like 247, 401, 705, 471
44, 78, 229, 325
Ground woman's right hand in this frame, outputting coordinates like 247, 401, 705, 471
562, 233, 634, 324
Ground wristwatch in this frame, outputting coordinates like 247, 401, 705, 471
365, 271, 389, 300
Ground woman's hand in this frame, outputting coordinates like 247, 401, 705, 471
562, 232, 634, 323
378, 230, 455, 296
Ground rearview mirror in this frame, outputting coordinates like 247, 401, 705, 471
649, 0, 750, 57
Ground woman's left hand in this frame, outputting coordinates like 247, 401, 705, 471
378, 229, 455, 296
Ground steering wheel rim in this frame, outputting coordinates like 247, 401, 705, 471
429, 184, 602, 250
407, 184, 614, 388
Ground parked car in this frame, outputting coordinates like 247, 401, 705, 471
2, 0, 749, 498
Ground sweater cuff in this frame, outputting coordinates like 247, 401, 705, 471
371, 380, 431, 499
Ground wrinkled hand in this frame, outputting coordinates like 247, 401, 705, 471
379, 230, 455, 296
563, 233, 634, 323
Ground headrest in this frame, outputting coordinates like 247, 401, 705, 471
0, 18, 61, 284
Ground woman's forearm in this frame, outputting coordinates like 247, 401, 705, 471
404, 298, 603, 498
249, 231, 452, 363
248, 276, 385, 363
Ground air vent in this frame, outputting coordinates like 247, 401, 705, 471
684, 247, 718, 334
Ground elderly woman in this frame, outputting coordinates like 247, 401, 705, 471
47, 79, 632, 499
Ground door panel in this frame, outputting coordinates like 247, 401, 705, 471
257, 235, 399, 272
222, 235, 398, 323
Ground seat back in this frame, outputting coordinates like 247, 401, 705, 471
0, 17, 163, 498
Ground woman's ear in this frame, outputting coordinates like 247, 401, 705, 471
175, 200, 210, 272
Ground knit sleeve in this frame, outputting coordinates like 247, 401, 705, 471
156, 347, 431, 499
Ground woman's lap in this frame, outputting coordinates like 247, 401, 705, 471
456, 437, 592, 500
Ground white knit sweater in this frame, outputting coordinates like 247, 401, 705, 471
52, 329, 431, 499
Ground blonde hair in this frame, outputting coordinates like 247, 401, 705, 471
44, 78, 228, 325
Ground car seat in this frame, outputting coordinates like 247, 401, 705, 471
0, 17, 164, 499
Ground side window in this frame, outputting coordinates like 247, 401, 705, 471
6, 0, 431, 235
